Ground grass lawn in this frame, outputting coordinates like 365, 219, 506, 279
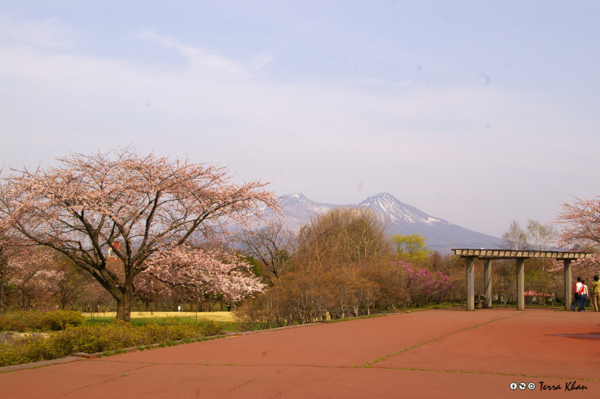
82, 311, 235, 322
83, 311, 238, 332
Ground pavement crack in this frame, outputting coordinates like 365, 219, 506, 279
223, 377, 257, 393
56, 363, 155, 398
367, 312, 524, 366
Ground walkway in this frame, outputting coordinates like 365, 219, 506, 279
1, 308, 598, 398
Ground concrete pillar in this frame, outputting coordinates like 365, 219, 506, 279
466, 257, 475, 311
564, 259, 572, 311
516, 258, 525, 310
484, 259, 492, 308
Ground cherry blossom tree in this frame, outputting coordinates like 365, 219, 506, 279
570, 255, 600, 283
0, 148, 279, 321
142, 245, 265, 309
555, 196, 600, 250
0, 244, 61, 311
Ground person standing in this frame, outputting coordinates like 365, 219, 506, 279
591, 276, 600, 312
573, 277, 583, 311
580, 280, 588, 311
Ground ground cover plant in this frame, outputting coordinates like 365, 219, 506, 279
0, 310, 84, 332
0, 316, 223, 367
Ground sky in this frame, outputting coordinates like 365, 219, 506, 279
1, 1, 599, 238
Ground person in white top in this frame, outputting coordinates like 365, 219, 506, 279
573, 277, 583, 311
580, 280, 588, 311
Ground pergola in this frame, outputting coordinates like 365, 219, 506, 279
452, 249, 592, 311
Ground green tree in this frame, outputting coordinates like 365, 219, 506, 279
391, 234, 431, 260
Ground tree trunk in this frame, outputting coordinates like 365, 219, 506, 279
115, 285, 133, 322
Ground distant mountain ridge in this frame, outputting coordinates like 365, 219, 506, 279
270, 193, 503, 253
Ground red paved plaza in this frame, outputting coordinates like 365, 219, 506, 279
1, 308, 599, 398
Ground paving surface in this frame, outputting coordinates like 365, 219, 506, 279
1, 308, 599, 398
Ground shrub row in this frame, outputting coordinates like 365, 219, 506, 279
0, 319, 223, 367
0, 310, 85, 332
235, 262, 455, 330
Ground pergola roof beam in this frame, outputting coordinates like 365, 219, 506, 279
452, 249, 591, 260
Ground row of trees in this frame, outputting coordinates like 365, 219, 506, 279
0, 148, 279, 321
1, 147, 599, 321
234, 208, 461, 327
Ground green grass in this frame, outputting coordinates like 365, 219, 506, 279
84, 316, 238, 333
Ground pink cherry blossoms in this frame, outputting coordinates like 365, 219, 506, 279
142, 245, 265, 304
555, 196, 600, 250
0, 148, 279, 321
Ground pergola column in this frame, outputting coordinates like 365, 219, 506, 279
466, 257, 475, 311
516, 258, 525, 310
484, 259, 492, 308
563, 259, 572, 311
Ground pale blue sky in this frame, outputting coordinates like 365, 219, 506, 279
1, 1, 599, 237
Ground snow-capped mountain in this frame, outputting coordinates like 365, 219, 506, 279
358, 193, 451, 227
270, 193, 503, 252
273, 193, 339, 230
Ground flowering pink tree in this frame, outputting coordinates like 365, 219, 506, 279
555, 196, 600, 250
0, 244, 62, 311
11, 250, 63, 310
396, 261, 454, 305
142, 245, 265, 309
0, 148, 279, 321
571, 255, 600, 282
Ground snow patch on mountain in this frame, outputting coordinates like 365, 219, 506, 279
358, 193, 452, 227
267, 192, 503, 252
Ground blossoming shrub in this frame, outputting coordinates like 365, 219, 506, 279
0, 319, 223, 367
0, 310, 85, 332
398, 262, 454, 306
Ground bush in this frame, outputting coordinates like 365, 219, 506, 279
0, 319, 223, 367
0, 310, 85, 332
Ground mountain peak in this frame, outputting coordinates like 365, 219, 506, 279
362, 192, 400, 204
266, 192, 502, 252
372, 192, 397, 199
286, 193, 308, 201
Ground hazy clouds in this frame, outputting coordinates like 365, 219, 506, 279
1, 2, 599, 237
